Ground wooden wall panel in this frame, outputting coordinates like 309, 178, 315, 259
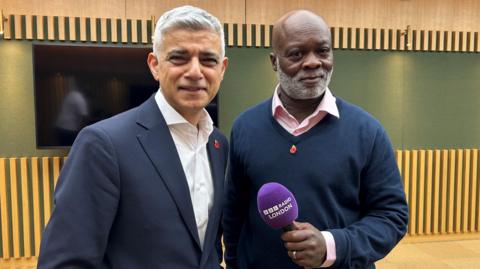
1, 0, 479, 32
125, 0, 245, 22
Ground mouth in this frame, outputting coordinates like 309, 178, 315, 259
178, 86, 207, 92
299, 76, 322, 85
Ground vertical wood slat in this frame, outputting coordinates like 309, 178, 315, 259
246, 24, 253, 47
14, 15, 22, 40
455, 150, 463, 233
237, 24, 243, 47
58, 16, 65, 41
20, 158, 32, 257
90, 18, 97, 42
391, 30, 397, 50
131, 19, 138, 44
47, 16, 54, 41
0, 158, 11, 258
9, 159, 21, 258
402, 151, 411, 234
467, 32, 474, 52
141, 19, 148, 44
461, 31, 468, 52
471, 149, 480, 232
417, 150, 425, 235
255, 24, 262, 47
446, 31, 453, 52
53, 157, 61, 188
111, 19, 118, 43
2, 14, 11, 39
227, 23, 234, 47
438, 31, 445, 51
462, 150, 471, 232
410, 151, 418, 236
447, 150, 456, 233
333, 27, 340, 49
25, 15, 33, 40
351, 28, 358, 49
101, 18, 108, 43
366, 28, 373, 50
422, 30, 429, 51
31, 157, 41, 255
429, 31, 436, 51
42, 157, 52, 227
471, 150, 479, 231
79, 17, 87, 42
35, 16, 44, 40
355, 28, 366, 50
121, 18, 128, 43
425, 150, 433, 234
264, 25, 271, 48
440, 150, 449, 234
374, 29, 381, 50
432, 150, 441, 234
341, 27, 348, 49
68, 17, 76, 41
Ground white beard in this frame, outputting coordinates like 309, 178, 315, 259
276, 60, 333, 100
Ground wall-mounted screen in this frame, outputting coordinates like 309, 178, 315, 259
33, 44, 218, 147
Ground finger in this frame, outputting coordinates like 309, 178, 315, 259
284, 240, 311, 251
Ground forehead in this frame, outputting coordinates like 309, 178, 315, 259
276, 15, 331, 50
160, 28, 222, 54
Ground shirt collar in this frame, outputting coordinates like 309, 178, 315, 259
272, 85, 340, 119
154, 89, 214, 134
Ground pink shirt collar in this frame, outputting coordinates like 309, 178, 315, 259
272, 85, 340, 136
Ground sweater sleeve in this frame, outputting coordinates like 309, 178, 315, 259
223, 124, 250, 269
329, 128, 409, 268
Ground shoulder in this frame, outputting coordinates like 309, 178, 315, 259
231, 99, 271, 131
336, 97, 385, 133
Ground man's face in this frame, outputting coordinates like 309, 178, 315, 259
148, 29, 227, 119
271, 16, 333, 100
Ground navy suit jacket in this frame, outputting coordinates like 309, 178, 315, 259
37, 96, 229, 269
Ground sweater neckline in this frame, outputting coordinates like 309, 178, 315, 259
267, 98, 334, 145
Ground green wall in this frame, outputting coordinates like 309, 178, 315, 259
1, 41, 479, 157
0, 41, 68, 157
220, 47, 480, 149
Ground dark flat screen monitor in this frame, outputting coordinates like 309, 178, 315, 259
33, 44, 218, 148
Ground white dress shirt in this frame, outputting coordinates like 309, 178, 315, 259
155, 90, 214, 248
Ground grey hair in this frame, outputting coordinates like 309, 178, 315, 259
152, 5, 225, 58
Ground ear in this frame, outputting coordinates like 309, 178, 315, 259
269, 52, 277, 72
147, 52, 160, 81
219, 57, 229, 80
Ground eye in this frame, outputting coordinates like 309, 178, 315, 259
316, 47, 331, 56
287, 50, 303, 61
167, 55, 188, 65
200, 57, 219, 67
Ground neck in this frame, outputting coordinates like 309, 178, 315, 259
278, 87, 324, 123
181, 110, 202, 127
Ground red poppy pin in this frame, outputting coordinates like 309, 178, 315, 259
290, 145, 297, 154
214, 139, 220, 149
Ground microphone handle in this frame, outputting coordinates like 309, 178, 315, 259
282, 223, 294, 232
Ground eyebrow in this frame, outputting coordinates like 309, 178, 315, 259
166, 49, 220, 59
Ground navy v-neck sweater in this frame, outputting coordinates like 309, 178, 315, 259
224, 97, 408, 269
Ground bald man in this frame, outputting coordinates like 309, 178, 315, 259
223, 10, 408, 269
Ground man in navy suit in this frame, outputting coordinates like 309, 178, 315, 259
37, 5, 229, 269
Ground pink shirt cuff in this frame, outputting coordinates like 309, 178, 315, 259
320, 231, 336, 267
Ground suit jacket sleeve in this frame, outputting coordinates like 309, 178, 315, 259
329, 128, 409, 268
37, 125, 120, 268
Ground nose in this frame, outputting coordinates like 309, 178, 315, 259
185, 58, 203, 80
302, 52, 322, 70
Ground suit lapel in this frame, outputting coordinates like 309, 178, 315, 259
200, 133, 225, 266
136, 97, 201, 249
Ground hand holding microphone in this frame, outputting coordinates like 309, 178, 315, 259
257, 182, 327, 269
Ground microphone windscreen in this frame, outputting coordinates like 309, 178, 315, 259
257, 182, 298, 229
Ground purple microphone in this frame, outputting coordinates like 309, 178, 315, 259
257, 182, 298, 232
